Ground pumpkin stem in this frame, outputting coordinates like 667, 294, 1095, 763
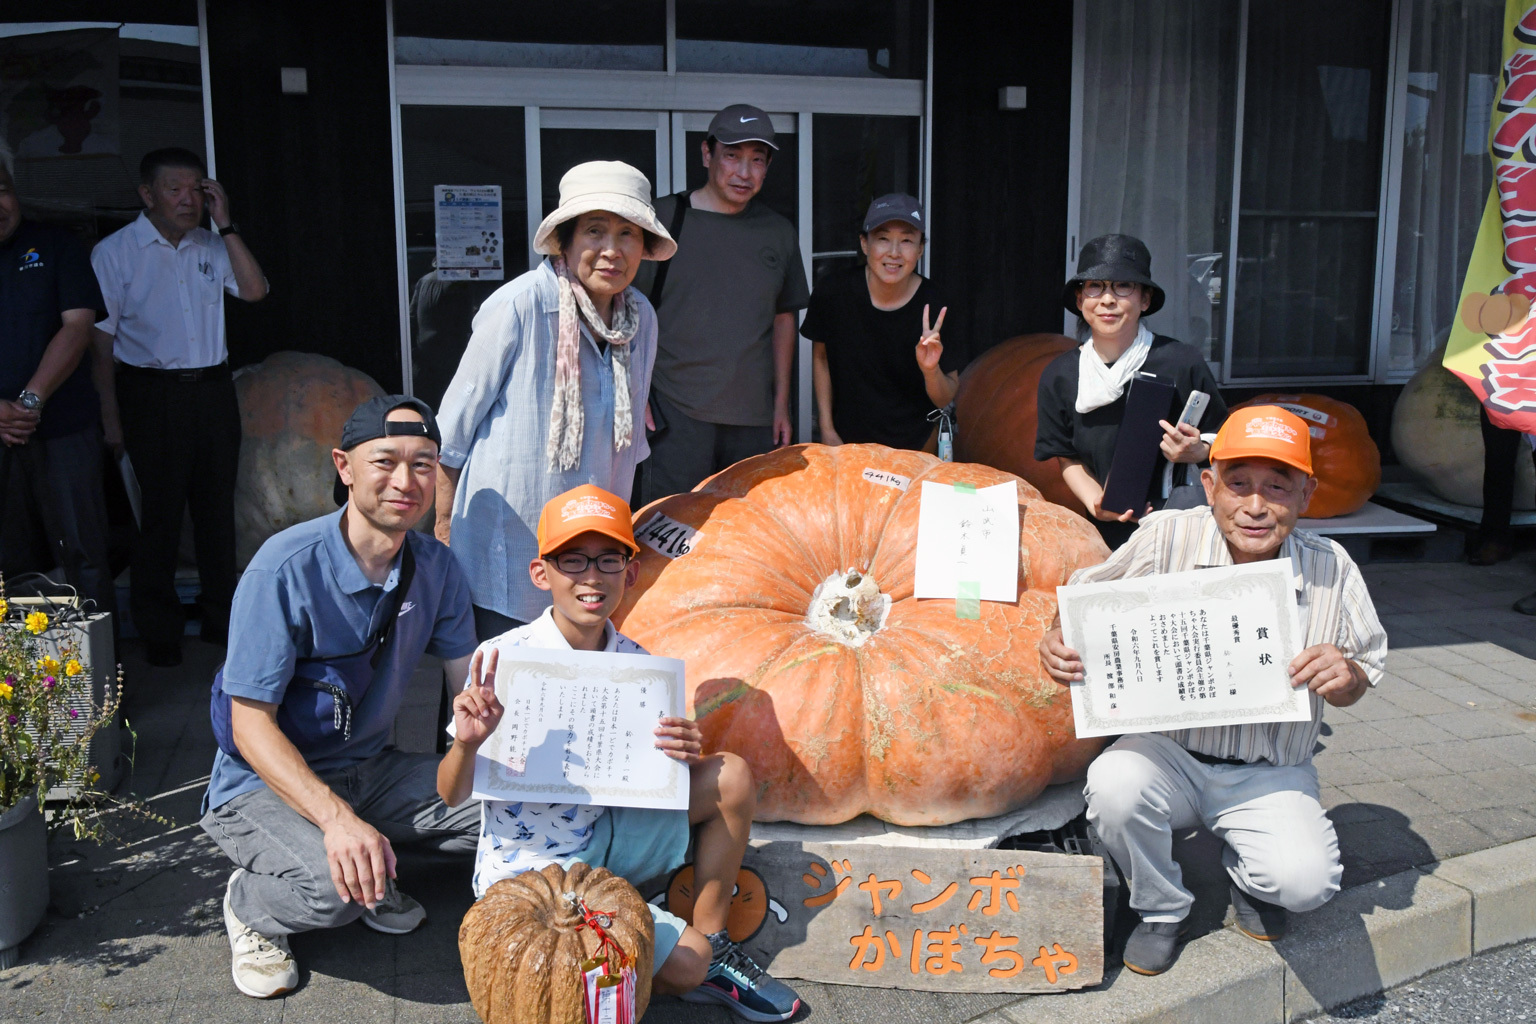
806, 568, 890, 647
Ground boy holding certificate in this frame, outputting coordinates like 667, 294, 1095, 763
437, 485, 801, 1022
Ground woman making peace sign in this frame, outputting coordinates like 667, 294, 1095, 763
803, 193, 967, 450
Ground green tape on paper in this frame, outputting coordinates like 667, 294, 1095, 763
956, 580, 981, 619
953, 482, 977, 494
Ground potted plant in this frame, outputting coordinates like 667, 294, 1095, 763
0, 579, 124, 969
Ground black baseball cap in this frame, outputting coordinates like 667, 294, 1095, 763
333, 395, 441, 506
862, 193, 925, 235
706, 104, 778, 150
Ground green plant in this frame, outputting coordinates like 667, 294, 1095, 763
0, 577, 156, 841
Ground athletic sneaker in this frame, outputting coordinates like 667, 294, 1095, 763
223, 870, 298, 999
360, 877, 427, 934
681, 942, 801, 1022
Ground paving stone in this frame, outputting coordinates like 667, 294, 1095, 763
1278, 869, 1471, 1020
1361, 716, 1457, 747
1459, 806, 1536, 845
1350, 746, 1447, 780
1420, 711, 1524, 741
1311, 751, 1391, 786
1426, 836, 1536, 952
1412, 813, 1509, 861
1339, 782, 1444, 822
1460, 766, 1536, 805
1374, 688, 1474, 718
1486, 733, 1536, 766
1404, 774, 1508, 812
1320, 723, 1401, 753
1416, 739, 1513, 774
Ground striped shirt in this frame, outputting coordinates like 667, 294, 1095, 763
1067, 506, 1388, 766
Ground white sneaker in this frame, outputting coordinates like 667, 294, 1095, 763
360, 877, 427, 935
223, 870, 299, 999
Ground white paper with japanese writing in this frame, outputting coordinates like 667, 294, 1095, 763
913, 480, 1020, 602
1056, 560, 1309, 738
471, 647, 689, 810
434, 184, 504, 281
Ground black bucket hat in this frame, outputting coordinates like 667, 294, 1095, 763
1062, 233, 1165, 317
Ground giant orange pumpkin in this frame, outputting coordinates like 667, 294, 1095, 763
614, 443, 1111, 826
459, 862, 654, 1024
953, 334, 1081, 513
1232, 394, 1380, 518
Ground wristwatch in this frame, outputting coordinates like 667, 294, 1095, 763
17, 389, 43, 412
218, 222, 240, 236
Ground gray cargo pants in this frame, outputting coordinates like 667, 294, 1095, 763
200, 749, 480, 937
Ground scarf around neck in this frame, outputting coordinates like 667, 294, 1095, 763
1075, 322, 1154, 414
548, 256, 640, 471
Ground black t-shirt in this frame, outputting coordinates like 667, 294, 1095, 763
800, 265, 967, 450
0, 220, 105, 440
1035, 335, 1227, 543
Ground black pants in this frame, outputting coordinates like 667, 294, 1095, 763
636, 389, 775, 506
1478, 404, 1536, 541
0, 427, 117, 622
116, 366, 241, 647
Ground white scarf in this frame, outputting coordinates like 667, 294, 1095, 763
1075, 323, 1154, 414
547, 257, 639, 472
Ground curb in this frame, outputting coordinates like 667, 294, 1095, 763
978, 835, 1536, 1024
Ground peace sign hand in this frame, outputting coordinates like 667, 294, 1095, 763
916, 304, 948, 373
453, 647, 504, 748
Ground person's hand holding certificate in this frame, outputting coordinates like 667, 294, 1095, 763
1051, 560, 1310, 737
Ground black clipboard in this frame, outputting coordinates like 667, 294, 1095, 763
1100, 373, 1178, 516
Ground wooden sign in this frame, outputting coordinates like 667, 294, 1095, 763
646, 839, 1103, 993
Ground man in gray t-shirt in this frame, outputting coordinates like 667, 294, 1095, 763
636, 103, 810, 505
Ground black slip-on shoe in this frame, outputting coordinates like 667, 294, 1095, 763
1122, 920, 1187, 976
1230, 883, 1288, 941
1513, 590, 1536, 616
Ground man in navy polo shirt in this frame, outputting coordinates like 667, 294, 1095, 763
0, 142, 116, 622
200, 396, 479, 999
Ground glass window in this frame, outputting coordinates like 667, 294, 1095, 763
1388, 0, 1503, 376
1, 13, 205, 247
810, 114, 921, 285
1076, 0, 1241, 361
675, 0, 926, 79
400, 106, 528, 408
393, 0, 666, 71
1228, 0, 1393, 378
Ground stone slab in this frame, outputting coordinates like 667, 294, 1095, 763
1276, 868, 1471, 1020
1298, 501, 1435, 536
1425, 836, 1536, 952
993, 929, 1284, 1024
645, 842, 1103, 993
750, 783, 1086, 850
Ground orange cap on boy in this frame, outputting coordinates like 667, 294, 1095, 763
536, 485, 639, 557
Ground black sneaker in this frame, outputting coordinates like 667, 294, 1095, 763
1122, 919, 1187, 976
1230, 884, 1288, 941
680, 942, 801, 1022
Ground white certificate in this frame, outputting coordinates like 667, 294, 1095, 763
434, 184, 504, 281
471, 647, 689, 811
1057, 560, 1309, 738
914, 480, 1020, 603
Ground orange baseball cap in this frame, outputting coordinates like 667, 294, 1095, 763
536, 485, 639, 557
1208, 405, 1313, 476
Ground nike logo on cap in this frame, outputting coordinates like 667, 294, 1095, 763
739, 116, 758, 123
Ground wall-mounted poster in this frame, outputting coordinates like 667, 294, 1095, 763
0, 28, 120, 159
434, 184, 503, 281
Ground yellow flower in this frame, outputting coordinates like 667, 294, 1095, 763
65, 659, 83, 677
0, 682, 12, 700
38, 656, 60, 676
0, 598, 8, 618
25, 611, 48, 634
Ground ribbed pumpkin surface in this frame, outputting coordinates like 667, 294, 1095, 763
614, 443, 1111, 826
1233, 394, 1380, 518
953, 333, 1081, 513
458, 862, 654, 1024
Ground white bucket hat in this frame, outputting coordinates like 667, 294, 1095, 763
532, 160, 676, 261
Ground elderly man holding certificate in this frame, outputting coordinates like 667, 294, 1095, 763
1040, 405, 1388, 977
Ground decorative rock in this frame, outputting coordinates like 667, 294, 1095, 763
232, 352, 386, 566
1392, 346, 1536, 509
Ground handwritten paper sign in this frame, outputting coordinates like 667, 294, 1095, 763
434, 184, 504, 281
472, 647, 689, 810
648, 842, 1103, 993
635, 512, 698, 560
913, 481, 1020, 611
1056, 560, 1310, 738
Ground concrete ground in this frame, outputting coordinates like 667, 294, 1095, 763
1312, 937, 1536, 1023
2, 550, 1534, 1023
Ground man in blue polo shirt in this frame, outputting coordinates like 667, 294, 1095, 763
0, 142, 115, 621
200, 396, 479, 999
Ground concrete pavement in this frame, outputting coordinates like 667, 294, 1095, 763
2, 550, 1534, 1023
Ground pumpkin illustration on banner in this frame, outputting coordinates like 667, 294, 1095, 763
613, 443, 1111, 827
459, 862, 654, 1024
951, 333, 1081, 514
1230, 395, 1380, 518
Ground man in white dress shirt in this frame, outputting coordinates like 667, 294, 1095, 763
92, 148, 268, 667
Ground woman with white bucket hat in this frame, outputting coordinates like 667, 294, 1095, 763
434, 160, 676, 640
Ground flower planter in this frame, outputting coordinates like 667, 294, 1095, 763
0, 796, 48, 969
